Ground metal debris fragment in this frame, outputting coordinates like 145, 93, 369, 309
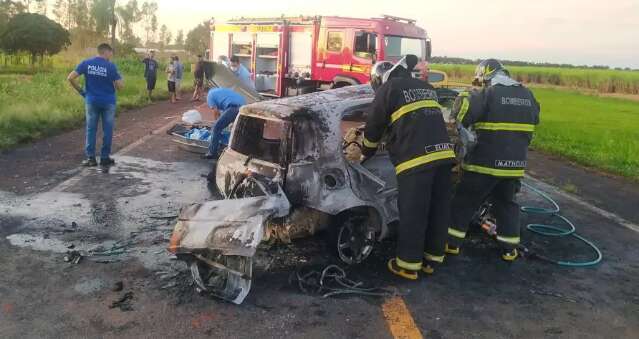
112, 281, 124, 292
109, 291, 134, 311
292, 264, 397, 298
530, 288, 578, 303
64, 250, 82, 264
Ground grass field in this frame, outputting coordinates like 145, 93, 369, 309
432, 63, 639, 95
0, 58, 193, 149
530, 88, 639, 180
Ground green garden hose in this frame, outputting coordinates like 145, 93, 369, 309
520, 181, 602, 267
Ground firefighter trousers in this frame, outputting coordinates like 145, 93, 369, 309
395, 165, 453, 269
448, 171, 521, 249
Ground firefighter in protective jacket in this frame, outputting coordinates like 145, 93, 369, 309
446, 59, 540, 261
362, 55, 456, 280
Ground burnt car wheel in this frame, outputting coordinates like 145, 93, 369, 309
190, 253, 253, 304
336, 214, 375, 265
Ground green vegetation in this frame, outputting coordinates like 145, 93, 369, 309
432, 63, 639, 95
530, 88, 639, 180
0, 58, 193, 149
0, 13, 70, 63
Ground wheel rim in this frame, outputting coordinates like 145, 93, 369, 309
337, 217, 374, 265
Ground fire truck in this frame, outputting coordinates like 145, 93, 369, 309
208, 15, 432, 97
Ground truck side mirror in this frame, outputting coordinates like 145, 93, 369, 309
426, 39, 432, 61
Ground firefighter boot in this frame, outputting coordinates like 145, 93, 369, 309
422, 253, 445, 275
501, 248, 519, 262
387, 258, 419, 280
445, 243, 460, 255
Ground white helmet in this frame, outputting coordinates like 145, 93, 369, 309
370, 55, 419, 91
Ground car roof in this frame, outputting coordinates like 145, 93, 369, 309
239, 85, 374, 121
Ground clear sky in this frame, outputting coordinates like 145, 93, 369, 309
155, 0, 639, 68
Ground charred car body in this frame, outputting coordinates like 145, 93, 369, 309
169, 84, 460, 304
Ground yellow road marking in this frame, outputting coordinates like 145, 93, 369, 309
382, 296, 423, 339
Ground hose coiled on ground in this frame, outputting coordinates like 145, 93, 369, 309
520, 181, 602, 267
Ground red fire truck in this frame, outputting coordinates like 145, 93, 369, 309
209, 15, 432, 97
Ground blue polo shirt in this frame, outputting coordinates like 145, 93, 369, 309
75, 56, 121, 105
207, 88, 246, 111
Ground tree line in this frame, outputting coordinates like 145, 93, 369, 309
0, 0, 210, 63
431, 56, 637, 71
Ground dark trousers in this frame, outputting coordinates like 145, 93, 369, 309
448, 171, 521, 249
396, 165, 453, 267
208, 106, 239, 156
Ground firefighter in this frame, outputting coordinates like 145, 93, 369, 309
446, 59, 540, 261
362, 55, 456, 280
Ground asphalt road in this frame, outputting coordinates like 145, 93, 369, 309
1, 101, 638, 338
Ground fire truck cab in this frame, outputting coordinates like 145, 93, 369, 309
209, 15, 431, 97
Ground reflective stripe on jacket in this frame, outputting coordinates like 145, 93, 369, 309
362, 77, 455, 175
452, 83, 540, 177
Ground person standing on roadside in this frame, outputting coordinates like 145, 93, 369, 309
174, 55, 184, 100
192, 54, 205, 101
166, 57, 177, 104
67, 43, 123, 167
142, 50, 158, 100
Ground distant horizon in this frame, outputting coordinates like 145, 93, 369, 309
130, 44, 637, 70
40, 0, 639, 69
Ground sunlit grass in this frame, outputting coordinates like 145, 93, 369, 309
530, 88, 639, 180
0, 58, 193, 149
432, 63, 639, 95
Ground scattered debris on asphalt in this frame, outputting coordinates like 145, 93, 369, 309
109, 291, 134, 311
64, 250, 82, 264
149, 214, 178, 220
530, 288, 579, 303
112, 281, 124, 292
291, 264, 397, 299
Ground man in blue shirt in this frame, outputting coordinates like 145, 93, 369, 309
67, 43, 123, 167
229, 55, 255, 90
203, 87, 246, 159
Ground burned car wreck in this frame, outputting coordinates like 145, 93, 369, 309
169, 84, 457, 304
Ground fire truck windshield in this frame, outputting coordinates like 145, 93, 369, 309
383, 36, 426, 60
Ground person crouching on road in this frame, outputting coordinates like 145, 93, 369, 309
202, 88, 246, 160
67, 43, 123, 167
446, 59, 540, 261
361, 55, 456, 280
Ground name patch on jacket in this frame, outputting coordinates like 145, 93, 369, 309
501, 97, 532, 106
495, 160, 527, 168
403, 88, 438, 103
426, 143, 454, 153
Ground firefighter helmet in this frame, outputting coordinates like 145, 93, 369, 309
383, 54, 419, 83
473, 59, 508, 85
370, 61, 394, 91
